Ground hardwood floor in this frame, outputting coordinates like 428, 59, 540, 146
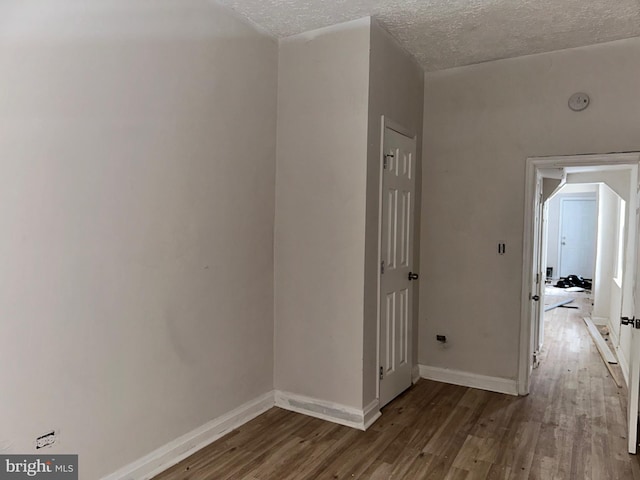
154, 292, 640, 479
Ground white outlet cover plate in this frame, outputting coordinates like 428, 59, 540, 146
35, 431, 57, 449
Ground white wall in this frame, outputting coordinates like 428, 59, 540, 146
592, 184, 619, 322
602, 184, 626, 359
0, 1, 278, 478
274, 18, 424, 413
274, 18, 371, 409
567, 170, 631, 201
420, 37, 640, 381
363, 20, 424, 407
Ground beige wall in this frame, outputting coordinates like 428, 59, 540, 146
0, 1, 277, 478
363, 20, 424, 406
420, 37, 640, 379
274, 18, 371, 408
567, 171, 631, 201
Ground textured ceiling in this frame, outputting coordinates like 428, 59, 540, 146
215, 0, 640, 71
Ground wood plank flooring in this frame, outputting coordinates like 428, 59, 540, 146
154, 292, 640, 479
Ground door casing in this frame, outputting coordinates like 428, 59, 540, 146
520, 152, 640, 396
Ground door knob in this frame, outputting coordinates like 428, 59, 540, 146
531, 295, 540, 301
408, 272, 419, 281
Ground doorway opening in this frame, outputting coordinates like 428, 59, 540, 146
538, 182, 627, 358
520, 152, 640, 453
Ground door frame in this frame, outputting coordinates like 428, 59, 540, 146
519, 152, 640, 395
376, 115, 417, 401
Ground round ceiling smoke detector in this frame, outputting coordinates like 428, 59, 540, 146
568, 92, 590, 112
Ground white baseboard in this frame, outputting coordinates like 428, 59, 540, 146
363, 399, 381, 430
101, 391, 275, 480
102, 389, 383, 480
274, 390, 380, 431
584, 317, 618, 364
419, 365, 518, 396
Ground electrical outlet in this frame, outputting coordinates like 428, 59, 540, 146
35, 431, 56, 450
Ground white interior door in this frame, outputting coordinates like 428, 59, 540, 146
379, 125, 416, 408
532, 174, 564, 367
558, 198, 597, 278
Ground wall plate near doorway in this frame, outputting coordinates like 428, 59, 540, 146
568, 92, 590, 112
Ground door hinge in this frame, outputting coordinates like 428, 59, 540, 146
383, 153, 394, 170
379, 366, 384, 380
621, 317, 640, 329
536, 273, 540, 284
380, 261, 385, 275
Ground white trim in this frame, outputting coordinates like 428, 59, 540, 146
274, 390, 379, 431
520, 153, 640, 396
520, 157, 538, 395
101, 389, 383, 480
583, 317, 618, 364
530, 153, 640, 167
419, 365, 518, 396
100, 391, 275, 480
617, 345, 630, 387
363, 399, 382, 430
376, 116, 386, 401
